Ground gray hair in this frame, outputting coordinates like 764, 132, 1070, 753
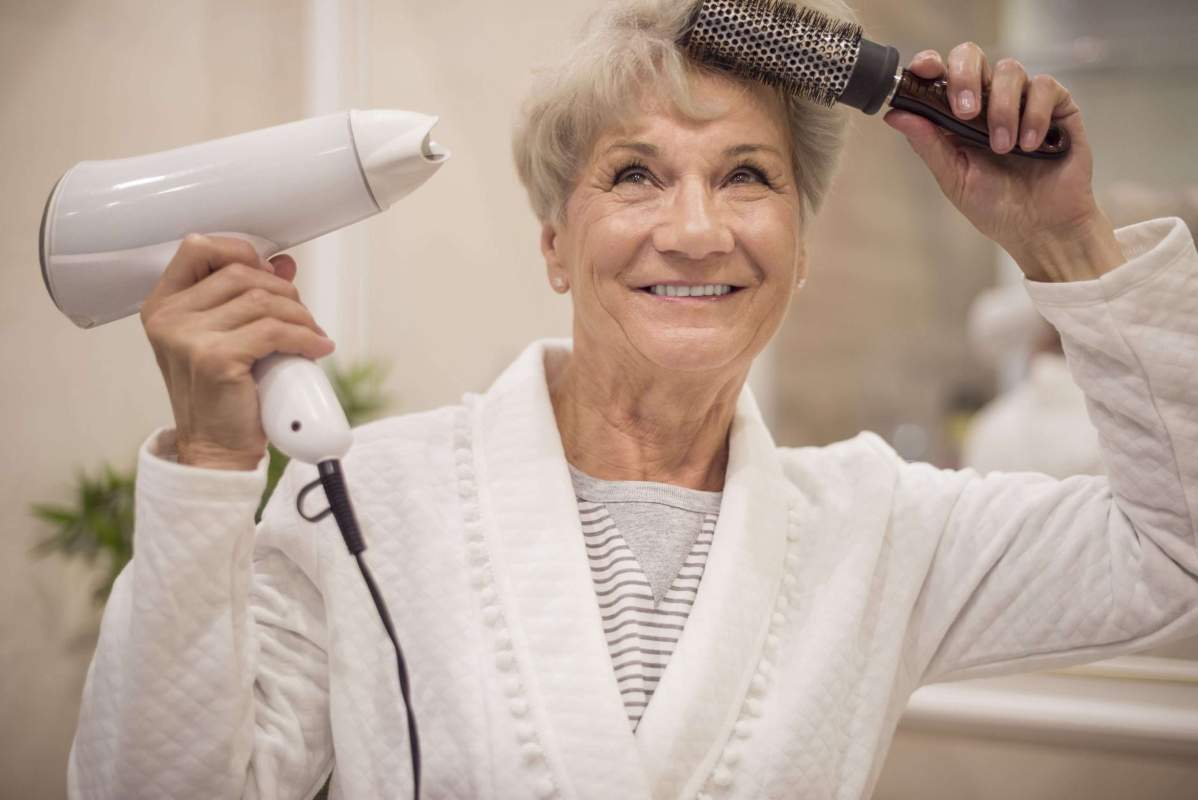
511, 0, 859, 225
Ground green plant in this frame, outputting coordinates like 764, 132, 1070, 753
31, 465, 135, 602
32, 359, 393, 603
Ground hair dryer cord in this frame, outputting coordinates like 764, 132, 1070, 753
299, 461, 422, 799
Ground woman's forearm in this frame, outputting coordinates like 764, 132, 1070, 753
68, 432, 333, 799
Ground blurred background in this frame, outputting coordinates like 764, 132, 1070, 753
1, 0, 1196, 797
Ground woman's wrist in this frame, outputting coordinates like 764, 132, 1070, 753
177, 436, 265, 471
1007, 210, 1126, 283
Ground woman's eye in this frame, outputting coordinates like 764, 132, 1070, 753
728, 166, 769, 186
613, 164, 656, 187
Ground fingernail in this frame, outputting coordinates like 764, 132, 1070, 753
958, 90, 975, 113
992, 127, 1011, 152
261, 259, 275, 274
1021, 128, 1039, 151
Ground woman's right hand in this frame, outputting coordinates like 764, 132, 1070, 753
140, 234, 336, 470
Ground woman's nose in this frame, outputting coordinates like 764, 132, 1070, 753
652, 179, 734, 260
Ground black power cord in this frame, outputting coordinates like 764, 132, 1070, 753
299, 460, 421, 799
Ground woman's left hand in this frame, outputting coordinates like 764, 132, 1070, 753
883, 43, 1125, 282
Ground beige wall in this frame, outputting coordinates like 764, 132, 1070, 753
773, 0, 1003, 466
1, 1, 1195, 798
0, 2, 305, 797
357, 0, 576, 412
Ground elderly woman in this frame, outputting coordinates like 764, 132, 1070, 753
69, 0, 1198, 798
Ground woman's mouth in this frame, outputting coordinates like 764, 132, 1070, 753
641, 284, 740, 298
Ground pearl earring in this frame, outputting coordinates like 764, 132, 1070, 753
796, 277, 807, 290
552, 276, 569, 293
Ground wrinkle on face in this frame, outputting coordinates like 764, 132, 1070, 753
549, 72, 805, 380
541, 73, 810, 488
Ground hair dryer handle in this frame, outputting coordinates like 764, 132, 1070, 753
234, 234, 353, 464
253, 353, 353, 464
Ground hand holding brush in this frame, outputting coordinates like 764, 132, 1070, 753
682, 0, 1127, 282
681, 0, 1069, 158
881, 45, 1122, 282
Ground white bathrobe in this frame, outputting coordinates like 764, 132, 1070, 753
69, 218, 1198, 800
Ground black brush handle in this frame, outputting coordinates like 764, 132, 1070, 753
889, 69, 1070, 159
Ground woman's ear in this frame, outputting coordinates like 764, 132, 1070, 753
541, 221, 570, 293
793, 240, 809, 293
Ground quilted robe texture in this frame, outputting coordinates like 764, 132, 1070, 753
69, 217, 1198, 800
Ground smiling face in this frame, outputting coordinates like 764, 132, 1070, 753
541, 71, 807, 379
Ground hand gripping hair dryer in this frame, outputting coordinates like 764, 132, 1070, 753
38, 109, 449, 464
39, 111, 448, 795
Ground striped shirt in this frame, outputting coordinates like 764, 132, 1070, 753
569, 467, 721, 731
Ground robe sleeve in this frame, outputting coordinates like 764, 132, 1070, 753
67, 429, 334, 799
906, 217, 1198, 685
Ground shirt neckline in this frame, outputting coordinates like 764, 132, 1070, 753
568, 464, 723, 516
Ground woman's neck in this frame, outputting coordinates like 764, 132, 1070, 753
549, 345, 746, 492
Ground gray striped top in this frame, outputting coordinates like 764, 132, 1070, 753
569, 466, 722, 732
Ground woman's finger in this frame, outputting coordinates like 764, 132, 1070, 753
151, 234, 271, 299
946, 42, 991, 120
167, 260, 302, 314
205, 288, 325, 336
1018, 73, 1065, 152
186, 318, 334, 384
908, 50, 945, 80
269, 254, 298, 282
225, 317, 336, 366
142, 234, 278, 328
987, 57, 1029, 154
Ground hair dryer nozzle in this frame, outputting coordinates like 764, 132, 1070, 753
350, 110, 450, 210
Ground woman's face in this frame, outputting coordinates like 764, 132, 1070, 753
542, 72, 806, 377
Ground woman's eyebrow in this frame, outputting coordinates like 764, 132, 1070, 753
604, 141, 658, 157
724, 143, 783, 158
602, 142, 783, 159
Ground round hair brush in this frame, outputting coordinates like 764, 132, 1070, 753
680, 0, 1069, 159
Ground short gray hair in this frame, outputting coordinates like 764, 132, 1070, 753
511, 0, 858, 225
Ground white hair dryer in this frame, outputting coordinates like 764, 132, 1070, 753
41, 111, 446, 791
38, 110, 449, 464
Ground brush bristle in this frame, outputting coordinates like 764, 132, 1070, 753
680, 0, 864, 107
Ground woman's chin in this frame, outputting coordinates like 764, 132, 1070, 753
628, 329, 753, 375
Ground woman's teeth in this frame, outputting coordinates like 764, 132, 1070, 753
648, 284, 734, 297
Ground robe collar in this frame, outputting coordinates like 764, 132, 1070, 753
471, 339, 794, 799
